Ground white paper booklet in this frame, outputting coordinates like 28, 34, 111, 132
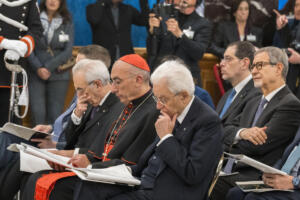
225, 153, 287, 175
0, 122, 51, 140
236, 181, 294, 193
17, 143, 140, 186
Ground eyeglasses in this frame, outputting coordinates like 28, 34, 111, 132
152, 95, 167, 106
152, 93, 179, 106
75, 80, 95, 94
222, 56, 239, 63
249, 61, 276, 71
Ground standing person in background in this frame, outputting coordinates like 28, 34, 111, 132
147, 0, 212, 86
0, 0, 42, 126
28, 0, 74, 125
274, 0, 300, 99
209, 0, 263, 59
86, 0, 149, 64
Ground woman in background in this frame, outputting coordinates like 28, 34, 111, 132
209, 0, 262, 58
28, 0, 74, 125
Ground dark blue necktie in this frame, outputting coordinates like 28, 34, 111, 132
219, 89, 236, 118
251, 98, 268, 127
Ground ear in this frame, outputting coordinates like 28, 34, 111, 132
94, 80, 103, 88
276, 63, 284, 77
179, 91, 189, 100
241, 58, 250, 70
135, 74, 144, 84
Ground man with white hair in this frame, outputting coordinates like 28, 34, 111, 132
20, 54, 159, 200
0, 58, 123, 200
71, 59, 223, 200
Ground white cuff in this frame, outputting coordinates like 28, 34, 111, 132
87, 164, 92, 169
71, 110, 82, 125
234, 128, 245, 144
73, 148, 80, 155
157, 134, 173, 146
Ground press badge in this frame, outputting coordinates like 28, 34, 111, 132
59, 31, 69, 42
246, 34, 256, 42
183, 26, 194, 39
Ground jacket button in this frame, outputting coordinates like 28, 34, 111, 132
23, 6, 27, 10
0, 28, 2, 32
18, 36, 21, 39
22, 13, 25, 17
21, 21, 24, 24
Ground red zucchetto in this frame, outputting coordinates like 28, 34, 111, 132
119, 54, 150, 72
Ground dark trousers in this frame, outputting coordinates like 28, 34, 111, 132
21, 171, 79, 200
75, 180, 153, 200
0, 132, 28, 169
0, 88, 10, 126
210, 172, 258, 200
226, 186, 300, 200
0, 159, 30, 200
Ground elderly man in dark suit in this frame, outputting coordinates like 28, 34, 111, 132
216, 41, 261, 133
226, 126, 300, 200
211, 46, 300, 200
20, 54, 159, 200
71, 58, 223, 200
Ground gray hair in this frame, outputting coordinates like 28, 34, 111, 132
72, 59, 110, 85
255, 47, 289, 79
129, 66, 150, 83
151, 60, 195, 95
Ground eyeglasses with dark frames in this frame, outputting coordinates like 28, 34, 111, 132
249, 61, 276, 71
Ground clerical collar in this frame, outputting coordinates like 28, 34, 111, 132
130, 89, 153, 106
177, 95, 195, 124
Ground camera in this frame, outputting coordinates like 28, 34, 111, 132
152, 2, 179, 21
284, 40, 300, 57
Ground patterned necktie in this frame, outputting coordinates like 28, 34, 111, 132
219, 89, 236, 118
281, 144, 300, 174
89, 106, 100, 120
251, 98, 268, 127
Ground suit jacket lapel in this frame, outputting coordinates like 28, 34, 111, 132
105, 4, 118, 31
83, 93, 117, 132
246, 96, 261, 126
256, 86, 290, 126
222, 80, 254, 119
216, 91, 230, 114
156, 99, 197, 176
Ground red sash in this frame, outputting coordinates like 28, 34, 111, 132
34, 172, 76, 200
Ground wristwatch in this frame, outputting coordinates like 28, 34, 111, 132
292, 177, 300, 189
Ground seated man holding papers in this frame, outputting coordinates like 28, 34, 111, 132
226, 126, 300, 200
19, 54, 160, 200
69, 58, 223, 200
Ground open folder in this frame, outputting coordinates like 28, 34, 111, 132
235, 181, 293, 193
224, 152, 287, 175
16, 143, 141, 186
0, 122, 51, 140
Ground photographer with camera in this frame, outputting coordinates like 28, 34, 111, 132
274, 1, 300, 98
147, 0, 211, 86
